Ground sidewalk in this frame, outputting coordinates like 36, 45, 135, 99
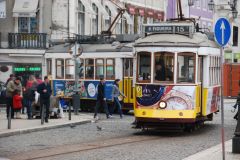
0, 111, 92, 138
183, 139, 240, 160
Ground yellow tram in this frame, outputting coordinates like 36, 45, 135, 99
133, 22, 221, 130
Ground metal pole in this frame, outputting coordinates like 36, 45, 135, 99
73, 41, 80, 115
69, 103, 71, 120
7, 107, 11, 129
220, 47, 225, 160
41, 104, 44, 125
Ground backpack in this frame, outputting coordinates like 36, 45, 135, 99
26, 88, 35, 101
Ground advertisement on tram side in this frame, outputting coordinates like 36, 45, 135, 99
53, 80, 114, 100
136, 85, 196, 110
206, 86, 220, 114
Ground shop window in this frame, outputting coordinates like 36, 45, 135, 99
95, 59, 104, 79
46, 59, 52, 76
56, 59, 64, 79
137, 52, 151, 82
154, 52, 174, 82
177, 53, 195, 83
65, 59, 74, 79
85, 59, 94, 79
106, 59, 115, 80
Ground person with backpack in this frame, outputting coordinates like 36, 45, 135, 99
25, 75, 38, 119
6, 77, 22, 118
111, 79, 126, 119
13, 89, 23, 119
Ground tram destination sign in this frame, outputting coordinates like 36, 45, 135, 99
144, 24, 193, 36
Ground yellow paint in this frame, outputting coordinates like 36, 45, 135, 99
122, 78, 135, 104
134, 109, 196, 119
202, 88, 209, 116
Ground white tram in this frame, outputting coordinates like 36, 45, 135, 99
133, 22, 221, 130
45, 43, 135, 112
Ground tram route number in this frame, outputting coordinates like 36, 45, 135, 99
136, 86, 143, 98
145, 25, 191, 35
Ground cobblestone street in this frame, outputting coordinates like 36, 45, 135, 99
0, 102, 237, 160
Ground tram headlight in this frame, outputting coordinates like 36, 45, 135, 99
159, 101, 167, 109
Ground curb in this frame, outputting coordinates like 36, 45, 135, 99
0, 119, 91, 138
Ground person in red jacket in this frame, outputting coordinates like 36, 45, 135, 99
13, 89, 23, 119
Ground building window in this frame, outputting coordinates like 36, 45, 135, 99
78, 0, 85, 35
137, 52, 151, 82
85, 59, 94, 79
233, 26, 238, 46
177, 53, 195, 83
92, 3, 98, 35
95, 59, 104, 79
106, 59, 115, 79
65, 59, 74, 79
56, 59, 64, 79
154, 52, 174, 82
46, 59, 52, 76
105, 6, 111, 30
138, 16, 144, 34
18, 17, 38, 33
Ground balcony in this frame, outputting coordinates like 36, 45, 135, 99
8, 33, 47, 49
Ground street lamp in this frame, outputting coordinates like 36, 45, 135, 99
208, 0, 238, 18
188, 0, 194, 6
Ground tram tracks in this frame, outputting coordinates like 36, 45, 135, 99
7, 135, 160, 160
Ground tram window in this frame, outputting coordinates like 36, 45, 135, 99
95, 59, 104, 79
198, 56, 203, 83
56, 59, 64, 79
124, 59, 133, 77
154, 52, 174, 82
209, 56, 220, 86
46, 59, 52, 76
65, 59, 74, 79
177, 53, 195, 83
85, 59, 94, 79
79, 58, 84, 79
106, 59, 115, 80
137, 52, 151, 82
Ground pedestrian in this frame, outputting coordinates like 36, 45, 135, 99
13, 89, 23, 119
5, 74, 15, 87
94, 77, 110, 120
111, 79, 126, 119
25, 75, 38, 119
35, 74, 43, 84
37, 76, 52, 123
6, 77, 22, 118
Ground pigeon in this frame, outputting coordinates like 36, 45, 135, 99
70, 124, 76, 128
96, 126, 102, 131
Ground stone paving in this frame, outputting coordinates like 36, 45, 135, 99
0, 110, 92, 138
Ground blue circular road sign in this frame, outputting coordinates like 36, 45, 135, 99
214, 18, 231, 47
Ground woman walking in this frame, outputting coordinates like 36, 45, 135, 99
112, 79, 126, 119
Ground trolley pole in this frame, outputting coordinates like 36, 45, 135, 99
220, 47, 225, 160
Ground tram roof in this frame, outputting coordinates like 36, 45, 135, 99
46, 43, 133, 53
134, 32, 218, 48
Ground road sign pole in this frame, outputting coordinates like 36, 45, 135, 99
220, 47, 225, 160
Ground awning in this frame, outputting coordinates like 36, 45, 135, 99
80, 0, 95, 15
13, 0, 39, 17
91, 0, 109, 19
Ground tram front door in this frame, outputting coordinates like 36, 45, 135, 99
122, 59, 135, 110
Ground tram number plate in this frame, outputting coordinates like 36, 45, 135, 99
159, 118, 165, 121
145, 26, 190, 35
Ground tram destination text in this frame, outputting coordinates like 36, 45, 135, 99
145, 25, 191, 35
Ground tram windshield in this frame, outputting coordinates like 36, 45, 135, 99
177, 53, 195, 83
137, 52, 151, 82
154, 52, 174, 82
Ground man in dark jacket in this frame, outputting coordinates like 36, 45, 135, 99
37, 76, 52, 123
94, 77, 110, 119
